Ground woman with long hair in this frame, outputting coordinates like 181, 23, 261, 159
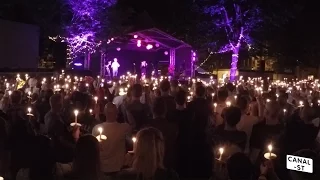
116, 127, 179, 180
64, 135, 104, 180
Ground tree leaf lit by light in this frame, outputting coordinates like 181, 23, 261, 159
61, 0, 116, 64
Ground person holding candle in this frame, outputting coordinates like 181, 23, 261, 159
44, 94, 79, 163
214, 106, 247, 151
116, 127, 179, 180
92, 103, 131, 175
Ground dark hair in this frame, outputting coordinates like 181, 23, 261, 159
29, 135, 55, 180
11, 90, 22, 104
132, 84, 143, 98
175, 90, 187, 106
217, 90, 228, 102
153, 97, 167, 117
170, 80, 179, 87
227, 152, 253, 180
236, 96, 248, 111
73, 135, 100, 179
160, 80, 170, 92
224, 106, 242, 127
195, 85, 206, 97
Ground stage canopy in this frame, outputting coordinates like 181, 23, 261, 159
98, 28, 195, 77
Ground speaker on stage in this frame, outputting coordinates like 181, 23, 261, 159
53, 42, 67, 70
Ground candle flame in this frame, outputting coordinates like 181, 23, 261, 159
98, 127, 103, 134
219, 147, 224, 155
268, 144, 273, 152
27, 107, 31, 113
74, 110, 79, 116
132, 137, 137, 143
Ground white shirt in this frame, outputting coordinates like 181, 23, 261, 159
111, 62, 120, 69
92, 122, 131, 173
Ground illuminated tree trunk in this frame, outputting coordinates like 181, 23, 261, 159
230, 48, 239, 81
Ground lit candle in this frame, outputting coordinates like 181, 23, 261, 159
266, 99, 271, 103
89, 109, 93, 114
74, 110, 79, 124
8, 91, 12, 96
28, 91, 31, 97
226, 101, 231, 107
268, 144, 272, 158
94, 96, 98, 104
234, 95, 237, 100
219, 147, 224, 160
132, 137, 137, 143
299, 101, 303, 107
98, 127, 103, 139
283, 109, 287, 115
214, 103, 217, 112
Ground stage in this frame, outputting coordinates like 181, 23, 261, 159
70, 28, 197, 78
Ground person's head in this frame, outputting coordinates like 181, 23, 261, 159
195, 85, 206, 98
104, 102, 118, 122
160, 79, 170, 94
73, 135, 100, 178
49, 94, 63, 111
218, 89, 228, 102
44, 89, 54, 101
170, 80, 179, 93
264, 100, 281, 122
10, 90, 22, 105
133, 127, 165, 179
78, 82, 87, 93
132, 84, 143, 99
175, 90, 187, 106
290, 149, 320, 180
114, 58, 117, 62
227, 152, 253, 180
300, 105, 317, 123
153, 97, 167, 118
278, 92, 288, 105
224, 106, 242, 128
29, 135, 55, 180
236, 96, 248, 113
226, 83, 235, 93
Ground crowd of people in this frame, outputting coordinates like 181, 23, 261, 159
0, 73, 319, 180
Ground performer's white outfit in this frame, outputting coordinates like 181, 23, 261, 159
111, 60, 120, 77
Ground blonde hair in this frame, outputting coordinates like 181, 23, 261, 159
133, 127, 164, 179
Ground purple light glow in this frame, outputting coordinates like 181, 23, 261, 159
146, 44, 153, 50
64, 0, 116, 62
137, 43, 141, 47
155, 43, 159, 47
134, 35, 138, 38
192, 57, 196, 61
164, 51, 168, 55
204, 1, 261, 81
116, 47, 121, 51
74, 63, 83, 66
193, 52, 196, 56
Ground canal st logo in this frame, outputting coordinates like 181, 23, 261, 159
287, 155, 313, 173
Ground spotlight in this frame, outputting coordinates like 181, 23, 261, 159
146, 44, 153, 50
116, 47, 121, 51
164, 51, 168, 55
134, 35, 138, 38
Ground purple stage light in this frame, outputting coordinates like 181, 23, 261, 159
134, 35, 138, 38
137, 43, 141, 47
164, 51, 168, 55
117, 47, 121, 51
155, 43, 159, 47
193, 52, 196, 56
146, 44, 153, 50
74, 63, 83, 66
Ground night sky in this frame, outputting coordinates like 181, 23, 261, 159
1, 0, 320, 66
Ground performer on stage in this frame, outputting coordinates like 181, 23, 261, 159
111, 58, 120, 77
141, 61, 147, 77
105, 61, 111, 77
